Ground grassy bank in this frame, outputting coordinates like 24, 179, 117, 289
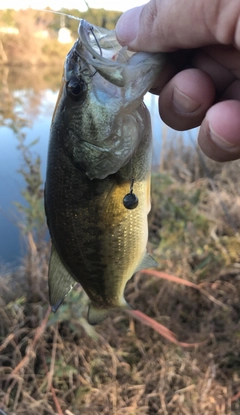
1, 144, 240, 414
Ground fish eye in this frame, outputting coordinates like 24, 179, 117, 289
66, 77, 87, 101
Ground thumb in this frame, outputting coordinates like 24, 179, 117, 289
115, 0, 194, 52
116, 0, 239, 52
116, 4, 149, 50
116, 0, 178, 52
116, 0, 191, 52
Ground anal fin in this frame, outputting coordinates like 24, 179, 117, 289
48, 244, 76, 312
134, 252, 158, 273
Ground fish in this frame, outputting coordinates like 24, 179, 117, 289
44, 19, 166, 324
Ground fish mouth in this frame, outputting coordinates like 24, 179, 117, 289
76, 19, 166, 89
77, 20, 130, 86
78, 20, 122, 63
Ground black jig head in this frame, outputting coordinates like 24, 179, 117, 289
123, 178, 139, 210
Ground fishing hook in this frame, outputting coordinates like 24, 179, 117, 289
88, 26, 102, 77
90, 26, 103, 57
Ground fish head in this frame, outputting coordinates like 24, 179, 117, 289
52, 19, 166, 179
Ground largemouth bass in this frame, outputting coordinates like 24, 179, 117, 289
45, 20, 166, 324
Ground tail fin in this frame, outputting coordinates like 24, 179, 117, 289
87, 300, 132, 325
87, 305, 110, 325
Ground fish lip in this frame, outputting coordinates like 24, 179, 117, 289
78, 20, 112, 65
76, 19, 127, 87
76, 19, 167, 89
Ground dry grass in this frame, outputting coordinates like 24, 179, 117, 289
1, 144, 240, 414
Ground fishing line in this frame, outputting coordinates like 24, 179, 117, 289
87, 21, 137, 208
30, 7, 129, 65
123, 135, 138, 210
30, 6, 138, 209
28, 8, 81, 21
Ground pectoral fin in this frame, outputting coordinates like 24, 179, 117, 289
48, 244, 76, 312
134, 253, 158, 273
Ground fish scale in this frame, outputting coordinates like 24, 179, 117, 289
45, 19, 166, 324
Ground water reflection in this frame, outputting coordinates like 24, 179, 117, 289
0, 65, 62, 264
0, 64, 196, 265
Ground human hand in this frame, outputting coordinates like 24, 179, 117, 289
116, 0, 240, 162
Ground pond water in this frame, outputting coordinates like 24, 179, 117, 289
0, 83, 57, 265
0, 65, 197, 266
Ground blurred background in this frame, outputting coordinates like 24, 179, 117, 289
1, 3, 240, 415
0, 2, 198, 265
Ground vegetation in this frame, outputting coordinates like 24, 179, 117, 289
1, 136, 240, 414
0, 8, 122, 66
1, 9, 240, 411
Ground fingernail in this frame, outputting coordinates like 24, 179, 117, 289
209, 125, 236, 149
116, 6, 143, 45
173, 87, 200, 114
